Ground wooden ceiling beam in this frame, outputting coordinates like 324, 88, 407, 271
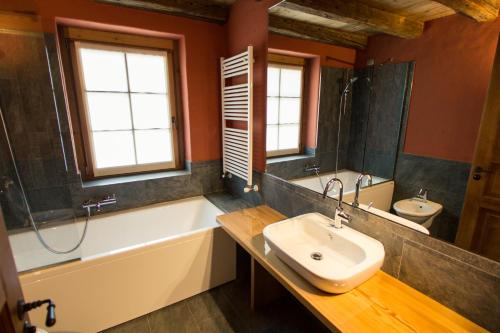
96, 0, 229, 23
268, 14, 367, 49
278, 0, 424, 39
432, 0, 499, 21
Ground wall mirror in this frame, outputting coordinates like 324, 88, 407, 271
265, 2, 500, 263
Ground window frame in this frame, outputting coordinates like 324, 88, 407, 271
62, 27, 182, 179
266, 55, 305, 158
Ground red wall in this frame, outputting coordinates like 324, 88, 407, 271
357, 14, 500, 162
269, 33, 356, 68
268, 33, 356, 149
33, 0, 227, 162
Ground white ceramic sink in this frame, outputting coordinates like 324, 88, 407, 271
393, 198, 443, 228
263, 213, 384, 294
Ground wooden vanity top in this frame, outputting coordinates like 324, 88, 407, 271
217, 206, 487, 333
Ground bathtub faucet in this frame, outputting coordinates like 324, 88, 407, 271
82, 194, 117, 213
322, 178, 351, 228
352, 173, 373, 208
304, 164, 320, 174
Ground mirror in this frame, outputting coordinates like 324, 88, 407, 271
266, 3, 500, 262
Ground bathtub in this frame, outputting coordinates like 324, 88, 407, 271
15, 196, 236, 333
291, 169, 395, 211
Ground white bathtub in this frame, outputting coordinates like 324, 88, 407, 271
291, 169, 395, 211
16, 196, 236, 333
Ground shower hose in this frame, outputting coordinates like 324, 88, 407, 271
0, 106, 90, 254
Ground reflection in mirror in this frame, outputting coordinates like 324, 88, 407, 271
266, 2, 500, 262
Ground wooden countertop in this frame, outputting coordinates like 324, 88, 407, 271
217, 206, 488, 333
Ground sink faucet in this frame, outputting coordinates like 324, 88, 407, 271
415, 188, 428, 202
322, 178, 351, 228
352, 173, 373, 208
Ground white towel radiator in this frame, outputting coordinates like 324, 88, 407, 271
220, 46, 258, 192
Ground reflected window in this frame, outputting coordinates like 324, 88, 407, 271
68, 34, 180, 178
266, 59, 304, 157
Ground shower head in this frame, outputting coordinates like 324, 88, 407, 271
342, 76, 358, 94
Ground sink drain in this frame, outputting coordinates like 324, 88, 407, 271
311, 252, 323, 260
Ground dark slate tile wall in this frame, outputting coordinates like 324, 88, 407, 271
261, 172, 500, 332
361, 62, 411, 179
265, 67, 352, 180
392, 153, 471, 242
346, 66, 372, 173
0, 32, 223, 229
265, 153, 317, 180
0, 32, 73, 228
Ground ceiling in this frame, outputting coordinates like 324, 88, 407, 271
97, 0, 500, 49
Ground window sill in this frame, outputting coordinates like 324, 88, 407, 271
266, 154, 315, 165
82, 169, 190, 188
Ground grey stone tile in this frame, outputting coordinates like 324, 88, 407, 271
186, 289, 228, 322
147, 301, 199, 333
197, 315, 235, 333
223, 171, 263, 206
204, 192, 254, 213
399, 240, 500, 332
100, 316, 150, 333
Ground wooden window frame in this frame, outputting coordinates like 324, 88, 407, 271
266, 53, 306, 158
60, 27, 183, 179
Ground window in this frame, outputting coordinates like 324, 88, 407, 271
266, 57, 304, 157
64, 28, 180, 178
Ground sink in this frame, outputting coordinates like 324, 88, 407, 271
393, 198, 443, 228
357, 203, 430, 235
263, 213, 384, 294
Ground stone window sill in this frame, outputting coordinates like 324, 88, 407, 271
82, 169, 190, 188
266, 154, 315, 165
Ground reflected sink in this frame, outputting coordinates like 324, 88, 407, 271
263, 213, 384, 293
393, 198, 443, 228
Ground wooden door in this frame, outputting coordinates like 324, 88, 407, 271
455, 37, 500, 261
0, 209, 25, 332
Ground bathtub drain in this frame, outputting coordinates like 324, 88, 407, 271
311, 252, 323, 260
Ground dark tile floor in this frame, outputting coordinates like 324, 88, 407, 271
101, 277, 330, 333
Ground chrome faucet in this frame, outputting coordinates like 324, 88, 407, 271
82, 194, 117, 213
352, 173, 373, 208
322, 178, 351, 228
304, 164, 320, 173
415, 188, 428, 202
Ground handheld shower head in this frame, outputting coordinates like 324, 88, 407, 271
350, 77, 359, 83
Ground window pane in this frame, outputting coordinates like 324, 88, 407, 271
280, 68, 302, 97
135, 129, 172, 164
131, 94, 170, 129
79, 48, 127, 92
93, 131, 135, 168
267, 67, 280, 97
127, 53, 167, 93
86, 92, 132, 131
279, 98, 301, 124
267, 97, 279, 125
266, 125, 278, 151
278, 124, 300, 150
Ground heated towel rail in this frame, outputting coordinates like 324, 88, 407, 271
220, 46, 258, 192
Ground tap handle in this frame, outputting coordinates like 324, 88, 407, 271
337, 208, 351, 223
45, 302, 56, 327
418, 188, 428, 195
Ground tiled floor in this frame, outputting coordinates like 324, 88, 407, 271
101, 277, 330, 333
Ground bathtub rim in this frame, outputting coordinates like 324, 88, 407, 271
290, 171, 393, 196
17, 195, 226, 282
19, 222, 225, 285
